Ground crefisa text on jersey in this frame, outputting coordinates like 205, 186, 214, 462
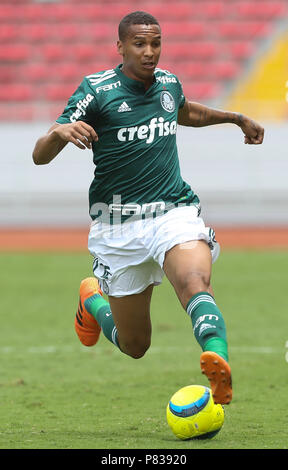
156, 75, 177, 84
69, 81, 121, 122
69, 93, 95, 122
117, 117, 177, 144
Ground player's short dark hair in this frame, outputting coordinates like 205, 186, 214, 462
118, 11, 160, 41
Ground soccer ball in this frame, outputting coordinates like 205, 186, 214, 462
166, 385, 224, 440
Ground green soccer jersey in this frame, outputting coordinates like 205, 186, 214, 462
56, 64, 198, 221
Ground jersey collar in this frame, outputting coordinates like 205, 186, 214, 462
115, 64, 157, 93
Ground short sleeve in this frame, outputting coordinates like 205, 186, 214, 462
56, 78, 98, 125
178, 80, 186, 109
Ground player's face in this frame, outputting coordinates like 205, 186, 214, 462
117, 24, 161, 86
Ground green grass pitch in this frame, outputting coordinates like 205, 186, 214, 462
0, 250, 288, 449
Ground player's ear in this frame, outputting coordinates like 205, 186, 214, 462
117, 40, 124, 57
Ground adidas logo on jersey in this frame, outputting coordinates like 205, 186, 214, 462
118, 102, 132, 112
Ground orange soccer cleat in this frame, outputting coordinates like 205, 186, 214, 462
200, 351, 232, 405
74, 277, 102, 347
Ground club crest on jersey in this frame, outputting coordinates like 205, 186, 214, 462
160, 91, 175, 113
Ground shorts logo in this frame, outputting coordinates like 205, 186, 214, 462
160, 91, 175, 113
101, 280, 109, 295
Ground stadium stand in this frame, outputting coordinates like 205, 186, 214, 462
224, 29, 288, 121
0, 0, 287, 121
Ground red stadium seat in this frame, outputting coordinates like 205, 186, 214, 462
22, 24, 80, 43
226, 41, 256, 59
210, 61, 241, 79
84, 23, 116, 41
20, 63, 50, 82
23, 4, 75, 22
69, 4, 130, 20
1, 0, 287, 118
0, 5, 19, 21
0, 24, 19, 42
218, 21, 272, 38
180, 61, 240, 80
182, 82, 222, 100
0, 44, 30, 62
0, 84, 33, 101
42, 44, 67, 62
51, 63, 82, 82
0, 65, 16, 83
165, 42, 218, 60
0, 104, 35, 121
144, 3, 194, 19
189, 42, 219, 59
44, 84, 78, 101
56, 24, 80, 42
235, 1, 287, 18
197, 1, 226, 18
180, 62, 208, 78
20, 24, 50, 42
73, 44, 98, 62
21, 63, 81, 83
67, 4, 103, 20
161, 22, 207, 39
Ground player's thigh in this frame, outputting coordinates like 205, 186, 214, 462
163, 240, 212, 308
108, 284, 154, 356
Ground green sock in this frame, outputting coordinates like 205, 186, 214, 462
84, 294, 119, 348
186, 292, 229, 362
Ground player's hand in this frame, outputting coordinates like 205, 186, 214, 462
237, 114, 264, 145
53, 121, 98, 150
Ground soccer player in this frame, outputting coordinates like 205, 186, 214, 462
32, 11, 264, 405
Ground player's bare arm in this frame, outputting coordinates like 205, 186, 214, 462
177, 99, 264, 145
32, 121, 98, 165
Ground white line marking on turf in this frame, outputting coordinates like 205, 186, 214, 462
231, 346, 279, 354
0, 345, 284, 355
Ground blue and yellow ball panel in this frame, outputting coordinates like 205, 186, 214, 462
169, 386, 210, 417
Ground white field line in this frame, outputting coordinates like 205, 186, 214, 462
0, 345, 285, 355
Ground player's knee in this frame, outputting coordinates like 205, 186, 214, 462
178, 271, 211, 298
121, 337, 151, 359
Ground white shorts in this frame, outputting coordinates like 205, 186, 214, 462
88, 205, 220, 297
